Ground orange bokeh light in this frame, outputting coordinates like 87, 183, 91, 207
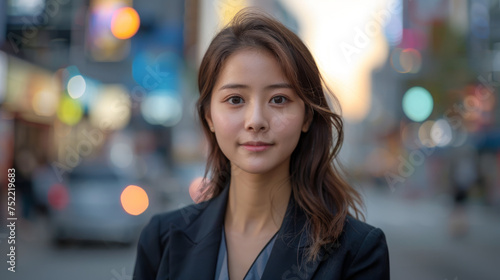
111, 7, 140, 39
120, 185, 149, 215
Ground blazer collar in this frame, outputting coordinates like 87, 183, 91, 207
167, 185, 229, 279
261, 191, 326, 279
168, 184, 325, 280
184, 182, 230, 242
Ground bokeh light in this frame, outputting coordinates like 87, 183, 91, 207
57, 95, 83, 125
111, 7, 140, 39
402, 86, 434, 122
89, 85, 131, 130
32, 89, 59, 117
140, 92, 182, 127
474, 86, 496, 112
88, 2, 132, 61
62, 66, 81, 85
48, 184, 69, 210
391, 48, 422, 73
431, 119, 453, 147
384, 0, 403, 46
418, 120, 436, 147
67, 75, 87, 99
120, 185, 149, 215
75, 76, 99, 111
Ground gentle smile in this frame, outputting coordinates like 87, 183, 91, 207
240, 141, 273, 152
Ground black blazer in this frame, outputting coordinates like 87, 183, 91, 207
133, 185, 390, 279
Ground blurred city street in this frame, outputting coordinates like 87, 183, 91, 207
364, 187, 500, 280
1, 0, 500, 279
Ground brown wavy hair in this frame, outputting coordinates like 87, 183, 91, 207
196, 8, 364, 262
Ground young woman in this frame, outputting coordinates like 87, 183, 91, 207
133, 8, 390, 280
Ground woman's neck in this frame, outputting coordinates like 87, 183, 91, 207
224, 164, 292, 237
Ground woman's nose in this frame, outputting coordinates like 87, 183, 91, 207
244, 102, 269, 132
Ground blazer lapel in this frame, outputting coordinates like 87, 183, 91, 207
166, 185, 325, 280
261, 196, 325, 280
168, 186, 230, 280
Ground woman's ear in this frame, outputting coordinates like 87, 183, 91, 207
205, 110, 214, 132
302, 108, 314, 133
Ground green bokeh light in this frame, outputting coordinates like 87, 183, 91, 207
402, 87, 433, 122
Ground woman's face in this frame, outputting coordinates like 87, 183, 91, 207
206, 48, 311, 176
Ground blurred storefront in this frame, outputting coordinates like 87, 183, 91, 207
0, 0, 192, 181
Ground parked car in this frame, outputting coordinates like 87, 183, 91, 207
48, 161, 146, 245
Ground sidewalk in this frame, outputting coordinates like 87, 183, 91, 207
362, 187, 500, 280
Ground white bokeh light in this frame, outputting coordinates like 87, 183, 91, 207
141, 93, 182, 127
67, 75, 87, 99
431, 119, 453, 147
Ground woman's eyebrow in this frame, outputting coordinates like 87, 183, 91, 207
218, 83, 249, 91
265, 83, 293, 90
218, 83, 293, 91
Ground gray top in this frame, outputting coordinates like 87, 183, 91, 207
215, 225, 279, 280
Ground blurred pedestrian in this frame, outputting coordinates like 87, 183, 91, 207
448, 144, 477, 237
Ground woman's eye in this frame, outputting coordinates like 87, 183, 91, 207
271, 96, 288, 104
227, 96, 244, 105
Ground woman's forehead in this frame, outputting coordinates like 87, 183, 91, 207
214, 49, 292, 89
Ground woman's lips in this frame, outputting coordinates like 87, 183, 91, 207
241, 142, 273, 152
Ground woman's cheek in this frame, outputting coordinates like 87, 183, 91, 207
214, 117, 236, 159
212, 106, 234, 126
271, 114, 302, 134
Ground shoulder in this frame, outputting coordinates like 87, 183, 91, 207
140, 200, 211, 243
341, 216, 387, 249
133, 201, 212, 279
321, 216, 390, 279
